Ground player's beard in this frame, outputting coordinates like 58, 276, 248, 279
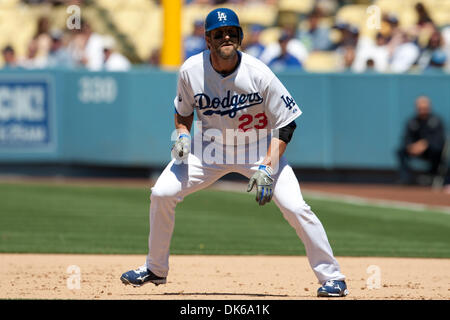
216, 42, 238, 60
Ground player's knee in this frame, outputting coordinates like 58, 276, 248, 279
150, 185, 181, 200
278, 199, 311, 213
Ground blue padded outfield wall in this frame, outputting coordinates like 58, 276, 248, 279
0, 69, 449, 169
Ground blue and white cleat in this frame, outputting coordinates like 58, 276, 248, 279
317, 280, 349, 297
120, 265, 167, 287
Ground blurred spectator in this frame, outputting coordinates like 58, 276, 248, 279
185, 0, 206, 4
81, 20, 106, 71
2, 45, 17, 68
33, 16, 52, 59
414, 2, 435, 30
382, 13, 400, 36
415, 2, 434, 26
267, 32, 303, 72
382, 14, 404, 61
364, 58, 376, 73
184, 20, 206, 60
260, 24, 308, 66
17, 38, 46, 69
417, 30, 447, 72
242, 24, 266, 60
298, 8, 333, 52
397, 96, 446, 185
331, 23, 358, 72
330, 23, 359, 50
102, 36, 131, 71
352, 32, 389, 73
409, 2, 436, 50
185, 0, 213, 4
338, 45, 356, 72
389, 31, 420, 73
68, 19, 105, 70
148, 48, 161, 67
44, 30, 75, 69
315, 0, 340, 16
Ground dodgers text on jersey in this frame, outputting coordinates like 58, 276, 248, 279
194, 90, 264, 118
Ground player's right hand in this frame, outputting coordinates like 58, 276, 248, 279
247, 165, 274, 206
171, 133, 191, 162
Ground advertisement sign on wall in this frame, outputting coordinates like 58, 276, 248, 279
0, 76, 55, 151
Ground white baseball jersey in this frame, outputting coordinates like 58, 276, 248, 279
174, 50, 302, 145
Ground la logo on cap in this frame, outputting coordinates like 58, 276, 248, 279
217, 11, 227, 21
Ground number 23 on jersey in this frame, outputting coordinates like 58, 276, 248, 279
238, 113, 268, 132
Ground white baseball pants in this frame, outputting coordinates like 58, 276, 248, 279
145, 141, 345, 284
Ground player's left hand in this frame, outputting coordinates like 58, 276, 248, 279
171, 133, 191, 162
247, 165, 274, 206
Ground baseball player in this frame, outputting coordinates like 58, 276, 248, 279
121, 8, 349, 297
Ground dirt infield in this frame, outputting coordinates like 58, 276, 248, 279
1, 177, 449, 300
0, 254, 449, 300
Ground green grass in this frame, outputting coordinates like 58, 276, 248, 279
0, 182, 449, 257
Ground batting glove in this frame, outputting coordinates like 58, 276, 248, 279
171, 133, 191, 162
247, 165, 274, 206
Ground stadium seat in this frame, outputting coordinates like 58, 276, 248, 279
430, 1, 450, 27
15, 10, 36, 57
135, 10, 163, 60
335, 4, 368, 27
0, 8, 35, 59
122, 0, 155, 11
47, 6, 70, 30
0, 0, 19, 9
239, 3, 277, 27
303, 51, 339, 72
112, 11, 147, 35
182, 4, 211, 37
278, 0, 314, 14
374, 0, 403, 15
259, 26, 282, 46
398, 7, 417, 29
95, 0, 122, 12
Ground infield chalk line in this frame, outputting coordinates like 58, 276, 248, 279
211, 181, 450, 215
302, 190, 450, 215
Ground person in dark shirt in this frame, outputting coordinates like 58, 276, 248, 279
397, 96, 446, 184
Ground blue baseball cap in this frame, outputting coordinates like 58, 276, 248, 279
205, 8, 243, 41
